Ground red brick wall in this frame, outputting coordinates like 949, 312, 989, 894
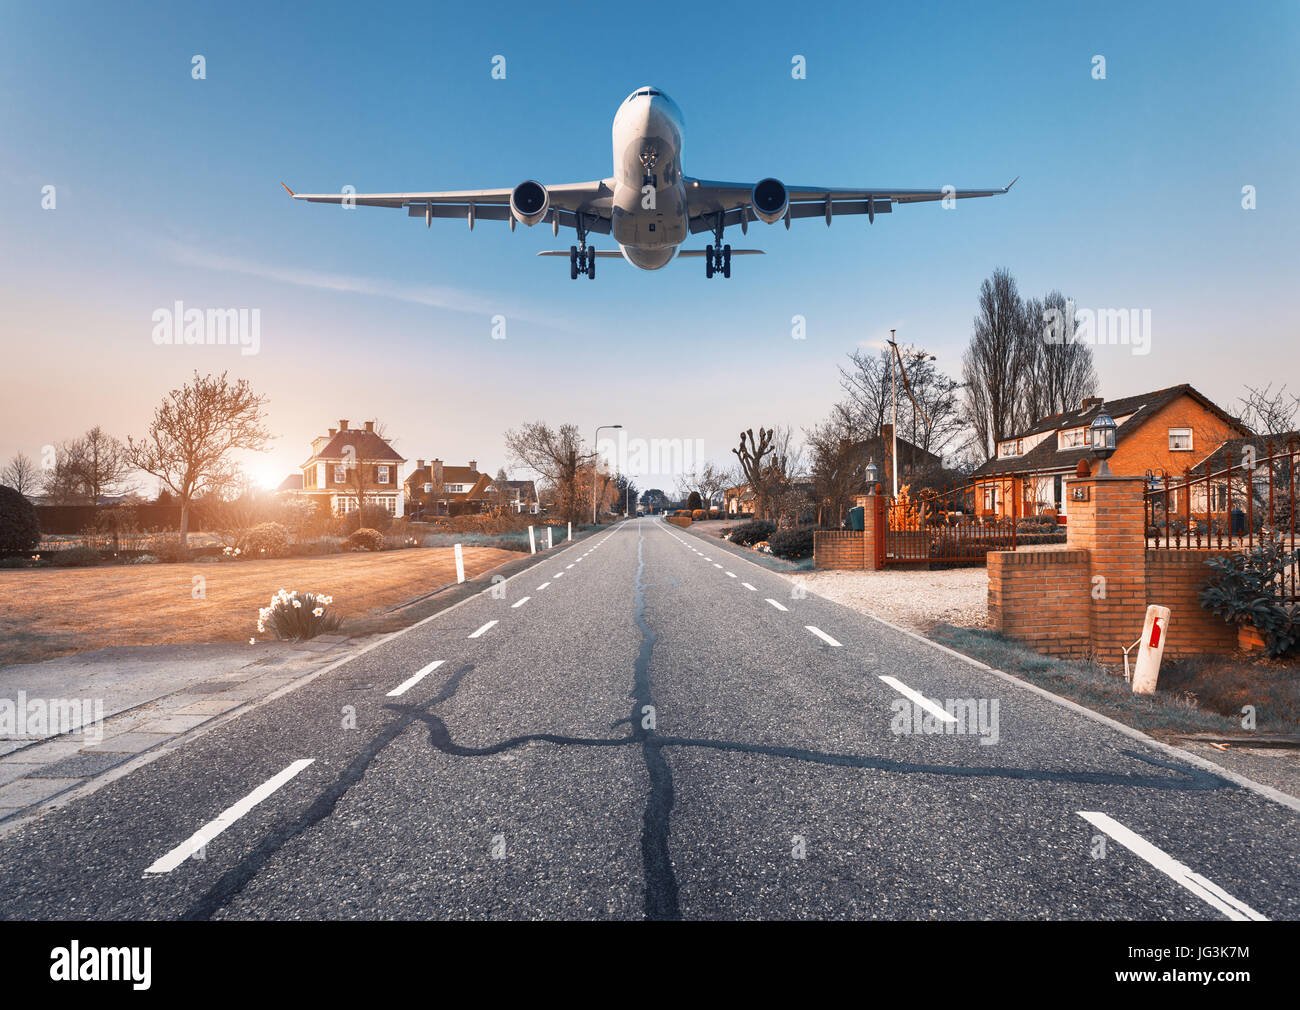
1145, 550, 1237, 657
988, 549, 1092, 658
814, 531, 864, 569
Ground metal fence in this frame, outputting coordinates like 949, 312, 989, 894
884, 476, 1033, 564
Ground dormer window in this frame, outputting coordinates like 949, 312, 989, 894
1058, 427, 1090, 450
423, 482, 433, 493
998, 439, 1022, 458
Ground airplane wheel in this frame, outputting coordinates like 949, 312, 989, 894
705, 244, 714, 278
570, 246, 578, 280
587, 248, 596, 279
723, 244, 732, 278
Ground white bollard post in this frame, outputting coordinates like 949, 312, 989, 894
528, 525, 536, 555
1131, 604, 1171, 695
567, 521, 572, 542
454, 542, 465, 584
546, 527, 553, 550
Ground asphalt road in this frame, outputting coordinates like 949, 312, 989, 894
0, 517, 1295, 920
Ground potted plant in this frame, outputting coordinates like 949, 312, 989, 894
1199, 537, 1299, 657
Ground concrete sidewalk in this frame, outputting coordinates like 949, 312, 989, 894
0, 638, 363, 821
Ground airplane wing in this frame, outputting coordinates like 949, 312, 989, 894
683, 177, 1018, 235
281, 180, 616, 234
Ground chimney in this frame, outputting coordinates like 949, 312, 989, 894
327, 428, 336, 438
432, 460, 444, 489
1081, 397, 1104, 410
468, 460, 477, 473
339, 418, 349, 431
364, 420, 374, 433
416, 459, 425, 470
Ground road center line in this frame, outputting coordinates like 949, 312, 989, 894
536, 581, 551, 590
742, 582, 757, 591
725, 571, 736, 578
805, 626, 842, 647
511, 596, 531, 609
143, 759, 315, 875
468, 620, 498, 638
387, 659, 445, 697
1077, 811, 1269, 921
765, 598, 789, 612
879, 675, 957, 723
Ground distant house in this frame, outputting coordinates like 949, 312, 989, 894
284, 418, 406, 518
404, 459, 492, 518
970, 385, 1250, 520
486, 478, 540, 514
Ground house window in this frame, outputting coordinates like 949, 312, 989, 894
377, 465, 390, 484
334, 464, 348, 483
337, 496, 358, 514
423, 482, 432, 493
1169, 428, 1194, 451
1059, 427, 1089, 450
446, 483, 466, 493
998, 439, 1022, 458
983, 486, 998, 511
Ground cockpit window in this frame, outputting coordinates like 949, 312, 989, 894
626, 88, 663, 102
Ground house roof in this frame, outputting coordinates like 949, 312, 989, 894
404, 463, 487, 489
489, 479, 538, 497
301, 428, 404, 468
1190, 431, 1300, 474
971, 384, 1248, 478
277, 473, 303, 492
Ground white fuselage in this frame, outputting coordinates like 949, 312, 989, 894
610, 88, 688, 269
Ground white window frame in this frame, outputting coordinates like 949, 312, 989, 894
334, 464, 348, 483
1058, 427, 1089, 450
423, 482, 433, 493
1169, 427, 1194, 451
376, 465, 390, 484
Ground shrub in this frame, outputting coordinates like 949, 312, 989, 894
286, 537, 345, 557
129, 554, 159, 565
666, 515, 692, 528
686, 491, 703, 511
347, 527, 386, 552
152, 536, 193, 563
0, 485, 40, 554
239, 521, 290, 559
769, 526, 815, 560
1200, 538, 1300, 657
726, 520, 776, 547
50, 546, 103, 567
708, 510, 722, 520
691, 509, 706, 521
336, 505, 393, 535
0, 557, 31, 569
256, 589, 342, 641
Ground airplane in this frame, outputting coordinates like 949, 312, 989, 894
283, 86, 1016, 280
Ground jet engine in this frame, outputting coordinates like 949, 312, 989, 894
510, 180, 550, 226
751, 178, 788, 224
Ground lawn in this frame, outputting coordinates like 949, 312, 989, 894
0, 546, 517, 668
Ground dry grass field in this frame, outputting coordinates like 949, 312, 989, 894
0, 546, 517, 668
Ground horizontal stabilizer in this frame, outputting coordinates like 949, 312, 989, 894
536, 250, 626, 258
676, 249, 765, 257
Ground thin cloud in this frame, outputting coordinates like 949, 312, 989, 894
161, 240, 557, 323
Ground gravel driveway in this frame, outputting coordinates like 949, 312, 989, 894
790, 567, 989, 633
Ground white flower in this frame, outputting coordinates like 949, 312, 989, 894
249, 637, 256, 644
291, 599, 302, 608
312, 607, 324, 617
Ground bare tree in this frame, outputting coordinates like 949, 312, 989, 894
504, 421, 585, 522
70, 426, 132, 502
1, 452, 40, 498
42, 440, 93, 504
962, 268, 1037, 460
695, 461, 731, 513
1026, 290, 1098, 420
732, 427, 777, 520
1237, 383, 1300, 438
806, 410, 869, 526
127, 372, 271, 546
841, 343, 965, 462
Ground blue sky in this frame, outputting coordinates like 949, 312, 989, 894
1, 0, 1297, 491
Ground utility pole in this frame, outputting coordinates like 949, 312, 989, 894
889, 328, 899, 498
592, 424, 621, 524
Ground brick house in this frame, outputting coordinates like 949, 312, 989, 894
486, 478, 540, 514
287, 419, 406, 518
970, 385, 1249, 522
404, 459, 492, 518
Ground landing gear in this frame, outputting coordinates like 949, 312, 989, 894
704, 243, 731, 279
704, 217, 732, 278
569, 221, 596, 280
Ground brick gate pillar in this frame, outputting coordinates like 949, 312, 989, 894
858, 494, 885, 571
1066, 476, 1147, 664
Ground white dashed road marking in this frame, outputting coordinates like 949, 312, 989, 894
805, 626, 842, 647
468, 620, 498, 639
144, 759, 315, 875
765, 598, 789, 612
879, 675, 957, 723
511, 596, 531, 609
387, 659, 445, 697
1077, 811, 1269, 921
742, 583, 757, 591
537, 582, 551, 590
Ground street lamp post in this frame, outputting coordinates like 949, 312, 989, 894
592, 424, 622, 524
